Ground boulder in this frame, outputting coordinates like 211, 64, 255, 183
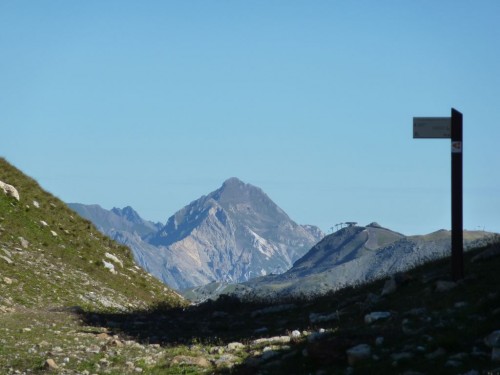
435, 280, 457, 292
0, 181, 19, 201
364, 311, 391, 324
346, 344, 371, 365
44, 358, 58, 370
485, 330, 500, 348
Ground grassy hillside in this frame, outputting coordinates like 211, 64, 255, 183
0, 157, 184, 310
0, 158, 188, 372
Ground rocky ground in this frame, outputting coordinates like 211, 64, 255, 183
2, 241, 500, 374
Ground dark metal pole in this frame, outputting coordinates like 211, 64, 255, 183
451, 108, 463, 281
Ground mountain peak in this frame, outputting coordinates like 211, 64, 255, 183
221, 177, 246, 189
213, 177, 262, 205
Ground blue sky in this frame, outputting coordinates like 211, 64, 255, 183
1, 1, 499, 235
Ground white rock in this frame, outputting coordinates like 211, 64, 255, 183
252, 336, 290, 345
33, 200, 40, 208
18, 237, 29, 248
40, 220, 49, 227
105, 252, 123, 268
381, 278, 397, 296
0, 181, 20, 201
226, 342, 245, 351
291, 330, 301, 338
0, 255, 13, 265
50, 230, 58, 237
102, 260, 117, 274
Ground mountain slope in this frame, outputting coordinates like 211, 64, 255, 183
236, 224, 495, 299
75, 178, 324, 290
185, 223, 496, 302
0, 157, 184, 311
147, 177, 324, 289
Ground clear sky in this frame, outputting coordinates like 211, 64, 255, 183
1, 1, 499, 236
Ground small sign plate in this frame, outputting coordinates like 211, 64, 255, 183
413, 117, 451, 138
452, 141, 462, 153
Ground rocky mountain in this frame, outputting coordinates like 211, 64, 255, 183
185, 223, 496, 302
72, 178, 324, 290
68, 203, 162, 238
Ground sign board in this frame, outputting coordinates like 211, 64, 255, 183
452, 141, 462, 153
413, 117, 451, 138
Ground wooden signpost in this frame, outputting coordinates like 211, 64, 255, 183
413, 108, 464, 281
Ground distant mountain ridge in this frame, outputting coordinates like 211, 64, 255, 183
183, 223, 496, 302
69, 203, 162, 238
71, 178, 324, 290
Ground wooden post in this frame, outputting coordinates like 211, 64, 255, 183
451, 108, 464, 281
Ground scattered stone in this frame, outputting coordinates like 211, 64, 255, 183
99, 358, 110, 367
375, 337, 384, 346
33, 200, 40, 208
109, 339, 124, 347
309, 311, 340, 323
215, 354, 239, 368
102, 260, 117, 274
291, 330, 301, 338
484, 330, 500, 348
307, 330, 329, 343
226, 342, 245, 351
3, 277, 13, 284
346, 344, 371, 365
425, 347, 446, 359
252, 336, 291, 345
0, 255, 13, 265
18, 237, 29, 248
445, 359, 461, 367
105, 252, 124, 268
44, 358, 58, 370
40, 220, 49, 227
50, 230, 58, 237
381, 278, 397, 296
96, 332, 111, 340
364, 311, 391, 324
171, 355, 211, 368
435, 280, 457, 292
